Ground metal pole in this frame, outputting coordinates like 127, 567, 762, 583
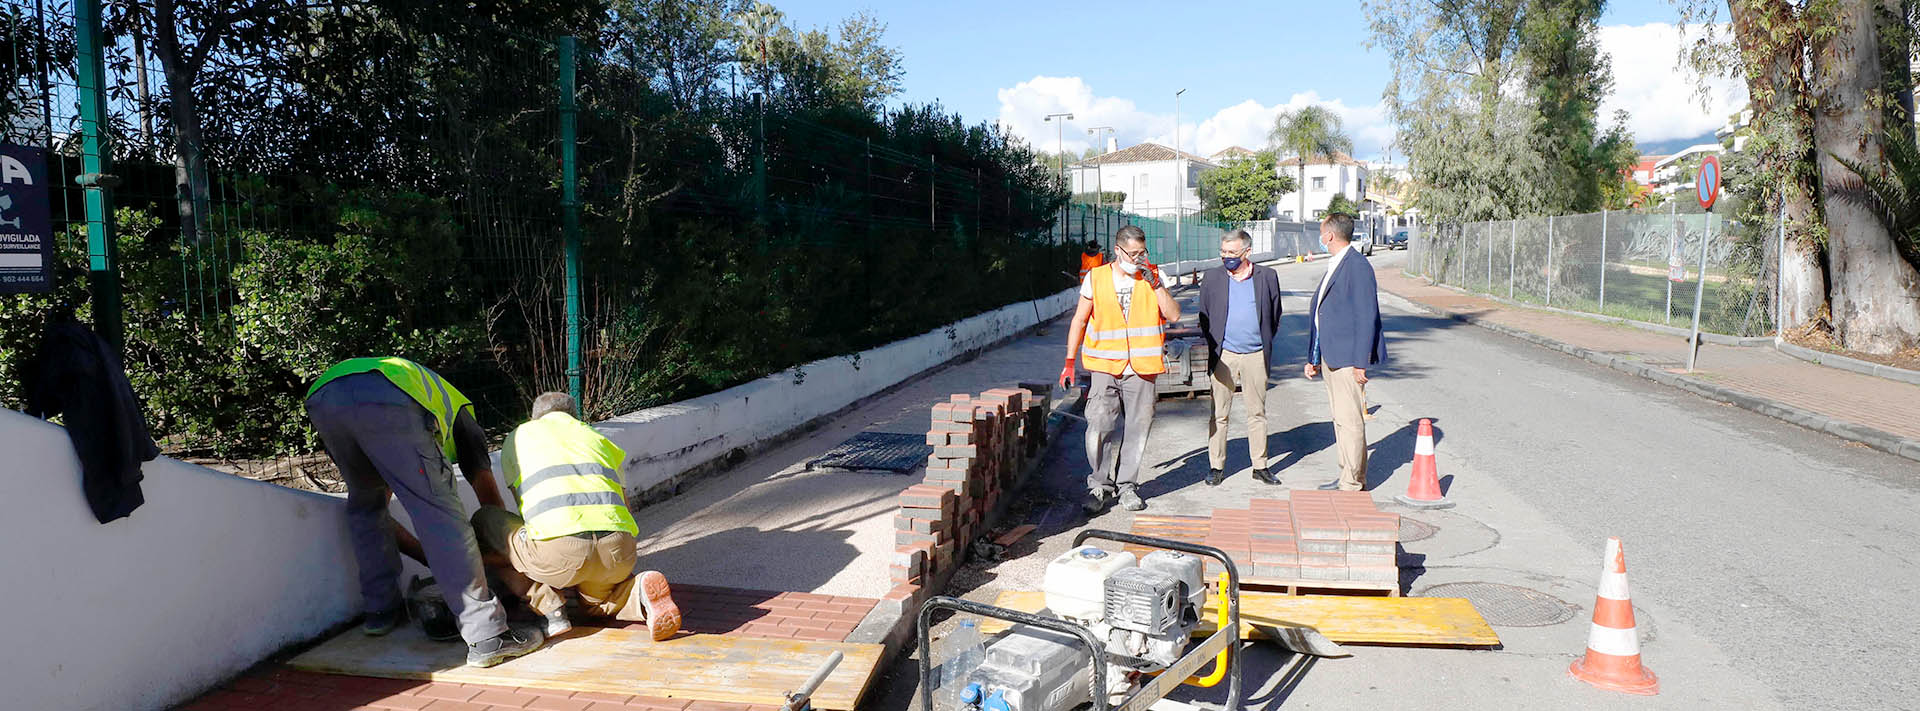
558, 36, 583, 411
75, 0, 120, 348
1486, 220, 1493, 290
1174, 89, 1185, 284
1546, 214, 1555, 306
1599, 208, 1608, 311
929, 154, 936, 230
1666, 202, 1676, 324
1508, 220, 1516, 299
1687, 211, 1712, 371
1775, 184, 1787, 339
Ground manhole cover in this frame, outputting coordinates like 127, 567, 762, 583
1400, 517, 1438, 542
806, 432, 933, 473
1418, 581, 1578, 627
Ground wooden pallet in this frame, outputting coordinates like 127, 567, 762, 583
288, 624, 882, 710
978, 590, 1497, 647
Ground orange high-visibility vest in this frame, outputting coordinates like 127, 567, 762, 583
1081, 264, 1166, 376
1079, 252, 1105, 278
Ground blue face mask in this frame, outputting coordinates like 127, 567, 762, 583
1222, 256, 1244, 271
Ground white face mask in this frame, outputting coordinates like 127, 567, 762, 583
1114, 258, 1141, 276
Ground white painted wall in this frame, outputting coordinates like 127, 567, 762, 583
1275, 162, 1369, 221
594, 287, 1080, 500
1070, 159, 1212, 217
0, 410, 359, 711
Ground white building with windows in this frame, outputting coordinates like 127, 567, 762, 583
1651, 143, 1724, 197
1068, 142, 1219, 218
1274, 152, 1370, 222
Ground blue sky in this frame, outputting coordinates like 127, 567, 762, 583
766, 0, 1743, 161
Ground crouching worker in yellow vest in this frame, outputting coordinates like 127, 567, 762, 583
1059, 224, 1181, 514
306, 357, 543, 668
470, 391, 683, 642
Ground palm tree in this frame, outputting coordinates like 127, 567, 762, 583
1268, 106, 1354, 249
733, 1, 785, 93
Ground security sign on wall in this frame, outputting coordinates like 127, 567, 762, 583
0, 144, 52, 294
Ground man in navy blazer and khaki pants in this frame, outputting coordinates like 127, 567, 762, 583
1198, 228, 1283, 487
1305, 213, 1387, 491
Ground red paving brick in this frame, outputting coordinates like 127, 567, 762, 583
1378, 266, 1920, 443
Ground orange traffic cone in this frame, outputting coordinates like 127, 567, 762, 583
1394, 418, 1453, 509
1569, 537, 1658, 695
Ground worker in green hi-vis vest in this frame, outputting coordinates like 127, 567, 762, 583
305, 357, 544, 668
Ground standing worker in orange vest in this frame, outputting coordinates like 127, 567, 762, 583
1059, 225, 1181, 513
1078, 240, 1106, 279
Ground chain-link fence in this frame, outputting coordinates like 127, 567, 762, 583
1049, 204, 1324, 270
1407, 203, 1776, 337
0, 1, 1072, 490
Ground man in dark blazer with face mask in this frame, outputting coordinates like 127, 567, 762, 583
1198, 229, 1283, 487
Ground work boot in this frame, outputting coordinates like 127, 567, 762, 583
1206, 469, 1224, 486
543, 608, 572, 638
1118, 486, 1146, 512
1082, 488, 1115, 516
1252, 467, 1279, 485
361, 604, 406, 637
467, 625, 545, 668
634, 571, 683, 642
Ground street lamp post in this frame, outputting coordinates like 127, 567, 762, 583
1174, 88, 1186, 285
1044, 112, 1074, 244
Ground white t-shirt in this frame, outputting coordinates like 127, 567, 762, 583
1080, 267, 1145, 376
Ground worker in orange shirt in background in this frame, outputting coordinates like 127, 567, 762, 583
1079, 239, 1106, 279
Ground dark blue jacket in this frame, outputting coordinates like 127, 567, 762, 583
1307, 249, 1387, 370
1197, 264, 1282, 373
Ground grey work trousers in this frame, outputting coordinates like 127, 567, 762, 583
1085, 371, 1157, 495
307, 373, 509, 645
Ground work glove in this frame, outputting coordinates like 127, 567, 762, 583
1059, 357, 1076, 390
1142, 261, 1165, 290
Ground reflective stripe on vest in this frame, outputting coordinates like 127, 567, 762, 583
504, 412, 637, 539
308, 357, 472, 461
1082, 264, 1166, 376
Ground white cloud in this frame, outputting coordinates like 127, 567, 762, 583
1597, 22, 1748, 145
995, 77, 1396, 161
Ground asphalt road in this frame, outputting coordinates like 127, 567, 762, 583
869, 249, 1920, 710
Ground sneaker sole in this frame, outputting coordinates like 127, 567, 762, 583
636, 571, 682, 642
467, 636, 544, 668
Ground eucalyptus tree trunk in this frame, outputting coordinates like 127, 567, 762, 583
1729, 0, 1827, 332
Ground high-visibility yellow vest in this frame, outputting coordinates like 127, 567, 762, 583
1081, 264, 1166, 376
503, 412, 637, 539
308, 357, 473, 461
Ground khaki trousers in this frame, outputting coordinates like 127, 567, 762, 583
472, 506, 646, 620
1208, 350, 1268, 470
1325, 367, 1369, 490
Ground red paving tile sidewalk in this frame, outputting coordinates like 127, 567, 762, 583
1378, 266, 1920, 459
178, 586, 879, 711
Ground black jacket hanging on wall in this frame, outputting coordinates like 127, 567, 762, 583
23, 320, 160, 523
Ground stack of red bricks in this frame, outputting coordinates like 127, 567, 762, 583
887, 385, 1049, 606
1196, 491, 1400, 585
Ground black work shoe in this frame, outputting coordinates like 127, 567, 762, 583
467, 625, 545, 668
1252, 467, 1280, 485
1082, 489, 1115, 515
361, 604, 406, 637
1206, 469, 1225, 486
1118, 486, 1146, 511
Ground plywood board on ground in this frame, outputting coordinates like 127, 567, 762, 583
288, 625, 882, 709
978, 590, 1498, 647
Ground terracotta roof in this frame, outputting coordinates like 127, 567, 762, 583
1076, 142, 1217, 167
1276, 151, 1366, 168
1211, 146, 1256, 160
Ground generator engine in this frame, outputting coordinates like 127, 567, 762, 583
952, 546, 1208, 710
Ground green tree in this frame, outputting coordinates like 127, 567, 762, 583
614, 0, 747, 110
1268, 105, 1353, 229
1678, 0, 1920, 352
1325, 192, 1360, 218
1365, 0, 1632, 222
1197, 150, 1295, 221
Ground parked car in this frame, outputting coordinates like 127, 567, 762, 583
1355, 231, 1376, 256
1387, 230, 1409, 250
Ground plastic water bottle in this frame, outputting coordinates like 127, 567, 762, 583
934, 619, 984, 709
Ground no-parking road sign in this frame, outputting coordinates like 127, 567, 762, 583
1696, 154, 1721, 211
